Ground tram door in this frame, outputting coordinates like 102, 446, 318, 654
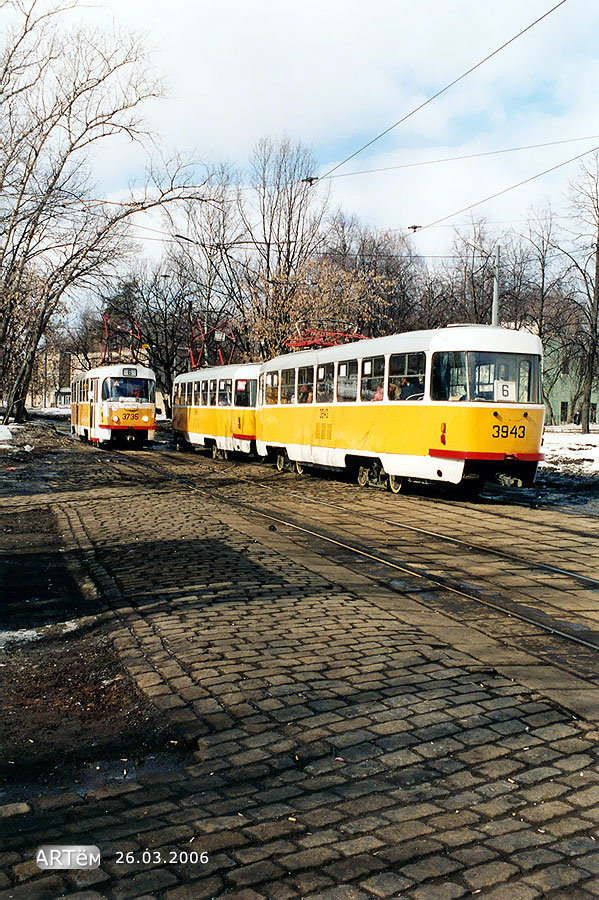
90, 379, 98, 432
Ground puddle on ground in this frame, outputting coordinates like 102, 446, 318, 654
0, 748, 193, 804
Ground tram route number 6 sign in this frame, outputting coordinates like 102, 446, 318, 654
493, 380, 516, 402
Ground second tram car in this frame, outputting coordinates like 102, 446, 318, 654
256, 325, 545, 491
71, 363, 156, 447
172, 363, 261, 456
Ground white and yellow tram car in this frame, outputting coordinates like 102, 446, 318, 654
256, 325, 545, 491
71, 363, 156, 447
172, 363, 261, 456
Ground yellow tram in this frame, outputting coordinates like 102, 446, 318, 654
172, 363, 261, 456
71, 363, 156, 448
255, 325, 545, 492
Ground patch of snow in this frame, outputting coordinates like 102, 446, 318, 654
0, 424, 12, 445
0, 629, 42, 650
0, 619, 81, 650
28, 406, 71, 418
540, 426, 599, 477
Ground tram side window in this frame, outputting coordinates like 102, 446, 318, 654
388, 352, 425, 400
297, 366, 314, 403
218, 379, 232, 406
265, 372, 279, 405
316, 363, 334, 403
336, 360, 358, 402
280, 368, 296, 404
361, 356, 385, 402
209, 379, 217, 406
200, 381, 208, 406
431, 352, 467, 401
235, 378, 257, 407
193, 381, 200, 406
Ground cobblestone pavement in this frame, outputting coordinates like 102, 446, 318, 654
2, 442, 599, 899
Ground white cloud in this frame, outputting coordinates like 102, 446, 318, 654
66, 0, 599, 256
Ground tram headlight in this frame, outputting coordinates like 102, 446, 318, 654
112, 415, 119, 423
142, 415, 149, 422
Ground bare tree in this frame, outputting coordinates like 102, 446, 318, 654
0, 0, 200, 422
442, 221, 497, 324
552, 155, 599, 432
234, 137, 331, 357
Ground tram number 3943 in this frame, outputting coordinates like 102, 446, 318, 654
492, 424, 526, 439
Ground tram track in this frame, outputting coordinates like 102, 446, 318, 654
142, 444, 599, 587
98, 445, 599, 679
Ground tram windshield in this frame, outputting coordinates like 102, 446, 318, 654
102, 377, 155, 402
431, 351, 540, 403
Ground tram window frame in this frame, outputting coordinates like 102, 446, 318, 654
235, 378, 257, 407
208, 379, 217, 406
218, 378, 232, 406
431, 352, 467, 401
316, 363, 334, 404
297, 366, 314, 403
467, 351, 540, 403
280, 368, 296, 404
360, 355, 386, 402
258, 374, 265, 405
265, 371, 279, 406
201, 380, 208, 406
336, 359, 358, 402
193, 381, 200, 407
388, 352, 426, 401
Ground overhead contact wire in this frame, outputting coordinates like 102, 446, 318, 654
316, 0, 570, 181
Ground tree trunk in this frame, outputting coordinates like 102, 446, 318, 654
581, 235, 599, 433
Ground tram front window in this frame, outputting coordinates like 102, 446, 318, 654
431, 352, 540, 403
102, 378, 155, 401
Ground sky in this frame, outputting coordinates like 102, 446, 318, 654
69, 0, 599, 260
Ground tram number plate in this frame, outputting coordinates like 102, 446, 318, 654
492, 424, 525, 439
122, 412, 139, 421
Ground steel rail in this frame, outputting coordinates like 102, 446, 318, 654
129, 444, 599, 590
105, 449, 599, 658
280, 486, 599, 590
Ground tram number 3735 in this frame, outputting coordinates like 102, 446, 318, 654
492, 425, 526, 439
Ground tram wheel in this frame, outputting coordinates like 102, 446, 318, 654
276, 452, 287, 472
357, 466, 370, 487
387, 474, 403, 494
295, 461, 305, 475
211, 444, 219, 460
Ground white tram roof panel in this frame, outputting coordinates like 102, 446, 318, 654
174, 362, 262, 384
73, 363, 155, 380
259, 326, 542, 373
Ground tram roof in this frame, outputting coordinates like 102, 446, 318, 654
174, 362, 262, 383
73, 363, 155, 380
259, 325, 543, 373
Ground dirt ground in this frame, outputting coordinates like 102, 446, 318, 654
0, 630, 172, 791
0, 422, 181, 799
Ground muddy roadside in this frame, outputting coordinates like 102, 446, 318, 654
0, 425, 187, 803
